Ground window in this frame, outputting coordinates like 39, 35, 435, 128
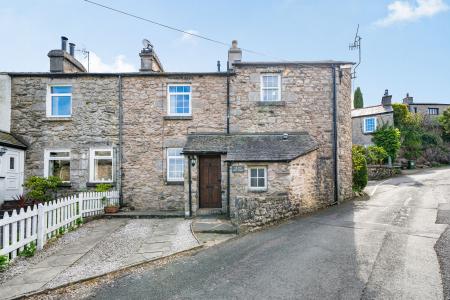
168, 85, 191, 116
47, 85, 72, 117
428, 108, 439, 115
167, 148, 184, 182
248, 166, 267, 191
89, 148, 113, 183
44, 150, 71, 182
413, 107, 417, 113
260, 74, 281, 101
364, 117, 377, 133
9, 157, 15, 170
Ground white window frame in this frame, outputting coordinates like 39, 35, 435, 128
248, 166, 268, 191
167, 84, 192, 116
363, 117, 377, 133
166, 148, 184, 182
428, 108, 439, 115
44, 149, 71, 182
46, 84, 72, 117
260, 74, 281, 102
89, 148, 114, 183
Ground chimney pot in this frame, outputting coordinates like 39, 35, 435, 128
381, 89, 392, 106
61, 36, 68, 51
69, 43, 75, 56
403, 93, 414, 105
228, 39, 242, 70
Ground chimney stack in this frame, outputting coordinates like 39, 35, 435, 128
48, 36, 86, 73
228, 40, 242, 70
61, 36, 68, 51
69, 43, 75, 56
139, 41, 164, 72
381, 89, 392, 106
403, 93, 414, 105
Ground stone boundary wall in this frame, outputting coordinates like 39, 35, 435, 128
368, 165, 401, 180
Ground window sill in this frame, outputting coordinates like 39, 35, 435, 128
44, 117, 72, 122
256, 101, 286, 106
163, 116, 193, 120
166, 181, 184, 185
86, 182, 115, 187
248, 188, 268, 193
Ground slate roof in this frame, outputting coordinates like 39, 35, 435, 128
351, 105, 393, 118
183, 133, 318, 162
0, 131, 27, 150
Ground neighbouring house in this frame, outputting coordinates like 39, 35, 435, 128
351, 89, 394, 146
0, 75, 27, 205
1, 37, 353, 226
403, 93, 450, 116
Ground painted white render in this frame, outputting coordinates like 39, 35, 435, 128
0, 75, 11, 132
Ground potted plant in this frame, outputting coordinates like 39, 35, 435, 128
95, 183, 118, 213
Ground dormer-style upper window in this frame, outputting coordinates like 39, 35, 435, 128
167, 85, 191, 116
47, 85, 72, 117
260, 74, 281, 101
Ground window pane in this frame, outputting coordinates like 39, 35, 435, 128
94, 150, 112, 157
250, 178, 257, 187
9, 157, 14, 170
168, 148, 182, 156
49, 160, 70, 181
169, 86, 176, 93
170, 95, 177, 114
184, 86, 191, 92
50, 151, 69, 158
258, 178, 265, 187
94, 158, 112, 181
52, 96, 71, 116
176, 86, 184, 93
258, 168, 265, 177
250, 169, 257, 177
51, 86, 72, 94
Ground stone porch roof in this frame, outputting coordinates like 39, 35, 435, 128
183, 133, 318, 162
351, 105, 393, 118
0, 131, 27, 150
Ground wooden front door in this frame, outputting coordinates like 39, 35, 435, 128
199, 156, 222, 208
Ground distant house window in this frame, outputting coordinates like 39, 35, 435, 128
167, 148, 184, 182
413, 107, 417, 113
9, 157, 15, 170
248, 166, 267, 191
89, 148, 113, 183
364, 117, 377, 133
44, 150, 71, 182
167, 85, 191, 116
260, 74, 281, 101
428, 108, 439, 115
47, 85, 72, 117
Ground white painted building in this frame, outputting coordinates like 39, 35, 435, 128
0, 74, 27, 205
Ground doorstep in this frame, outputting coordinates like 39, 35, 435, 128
192, 217, 238, 234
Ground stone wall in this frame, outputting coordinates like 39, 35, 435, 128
121, 74, 228, 210
367, 165, 401, 180
352, 113, 394, 146
10, 76, 120, 192
230, 64, 353, 205
409, 104, 450, 116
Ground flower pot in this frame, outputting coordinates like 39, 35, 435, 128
104, 206, 119, 214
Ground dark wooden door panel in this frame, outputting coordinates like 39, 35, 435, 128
199, 156, 222, 208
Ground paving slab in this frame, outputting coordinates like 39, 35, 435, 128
193, 220, 238, 234
31, 253, 84, 268
138, 241, 172, 253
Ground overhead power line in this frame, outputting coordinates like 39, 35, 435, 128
82, 0, 286, 61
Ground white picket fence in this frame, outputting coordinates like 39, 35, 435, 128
0, 191, 119, 260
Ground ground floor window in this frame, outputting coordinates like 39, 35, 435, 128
167, 148, 184, 182
248, 166, 267, 191
44, 150, 71, 182
89, 148, 113, 182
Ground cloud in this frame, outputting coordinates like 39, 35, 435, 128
375, 0, 449, 27
179, 29, 199, 44
77, 52, 136, 72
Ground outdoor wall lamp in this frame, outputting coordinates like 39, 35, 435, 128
189, 155, 197, 167
0, 147, 7, 156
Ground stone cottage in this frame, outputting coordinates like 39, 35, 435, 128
352, 89, 394, 146
402, 93, 450, 116
1, 37, 353, 226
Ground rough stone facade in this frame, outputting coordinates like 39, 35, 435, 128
9, 75, 120, 192
352, 112, 394, 146
408, 103, 450, 116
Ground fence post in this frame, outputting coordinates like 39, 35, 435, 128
36, 204, 45, 250
78, 192, 84, 219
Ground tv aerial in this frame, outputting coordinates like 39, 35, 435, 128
349, 24, 361, 79
142, 38, 153, 50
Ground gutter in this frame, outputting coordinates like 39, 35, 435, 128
188, 157, 193, 217
226, 64, 231, 218
118, 75, 124, 207
331, 65, 339, 205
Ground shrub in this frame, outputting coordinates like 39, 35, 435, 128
352, 145, 368, 192
392, 103, 409, 128
23, 176, 62, 202
18, 242, 36, 257
372, 124, 401, 161
95, 183, 113, 193
401, 113, 424, 160
366, 145, 388, 165
0, 255, 8, 272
